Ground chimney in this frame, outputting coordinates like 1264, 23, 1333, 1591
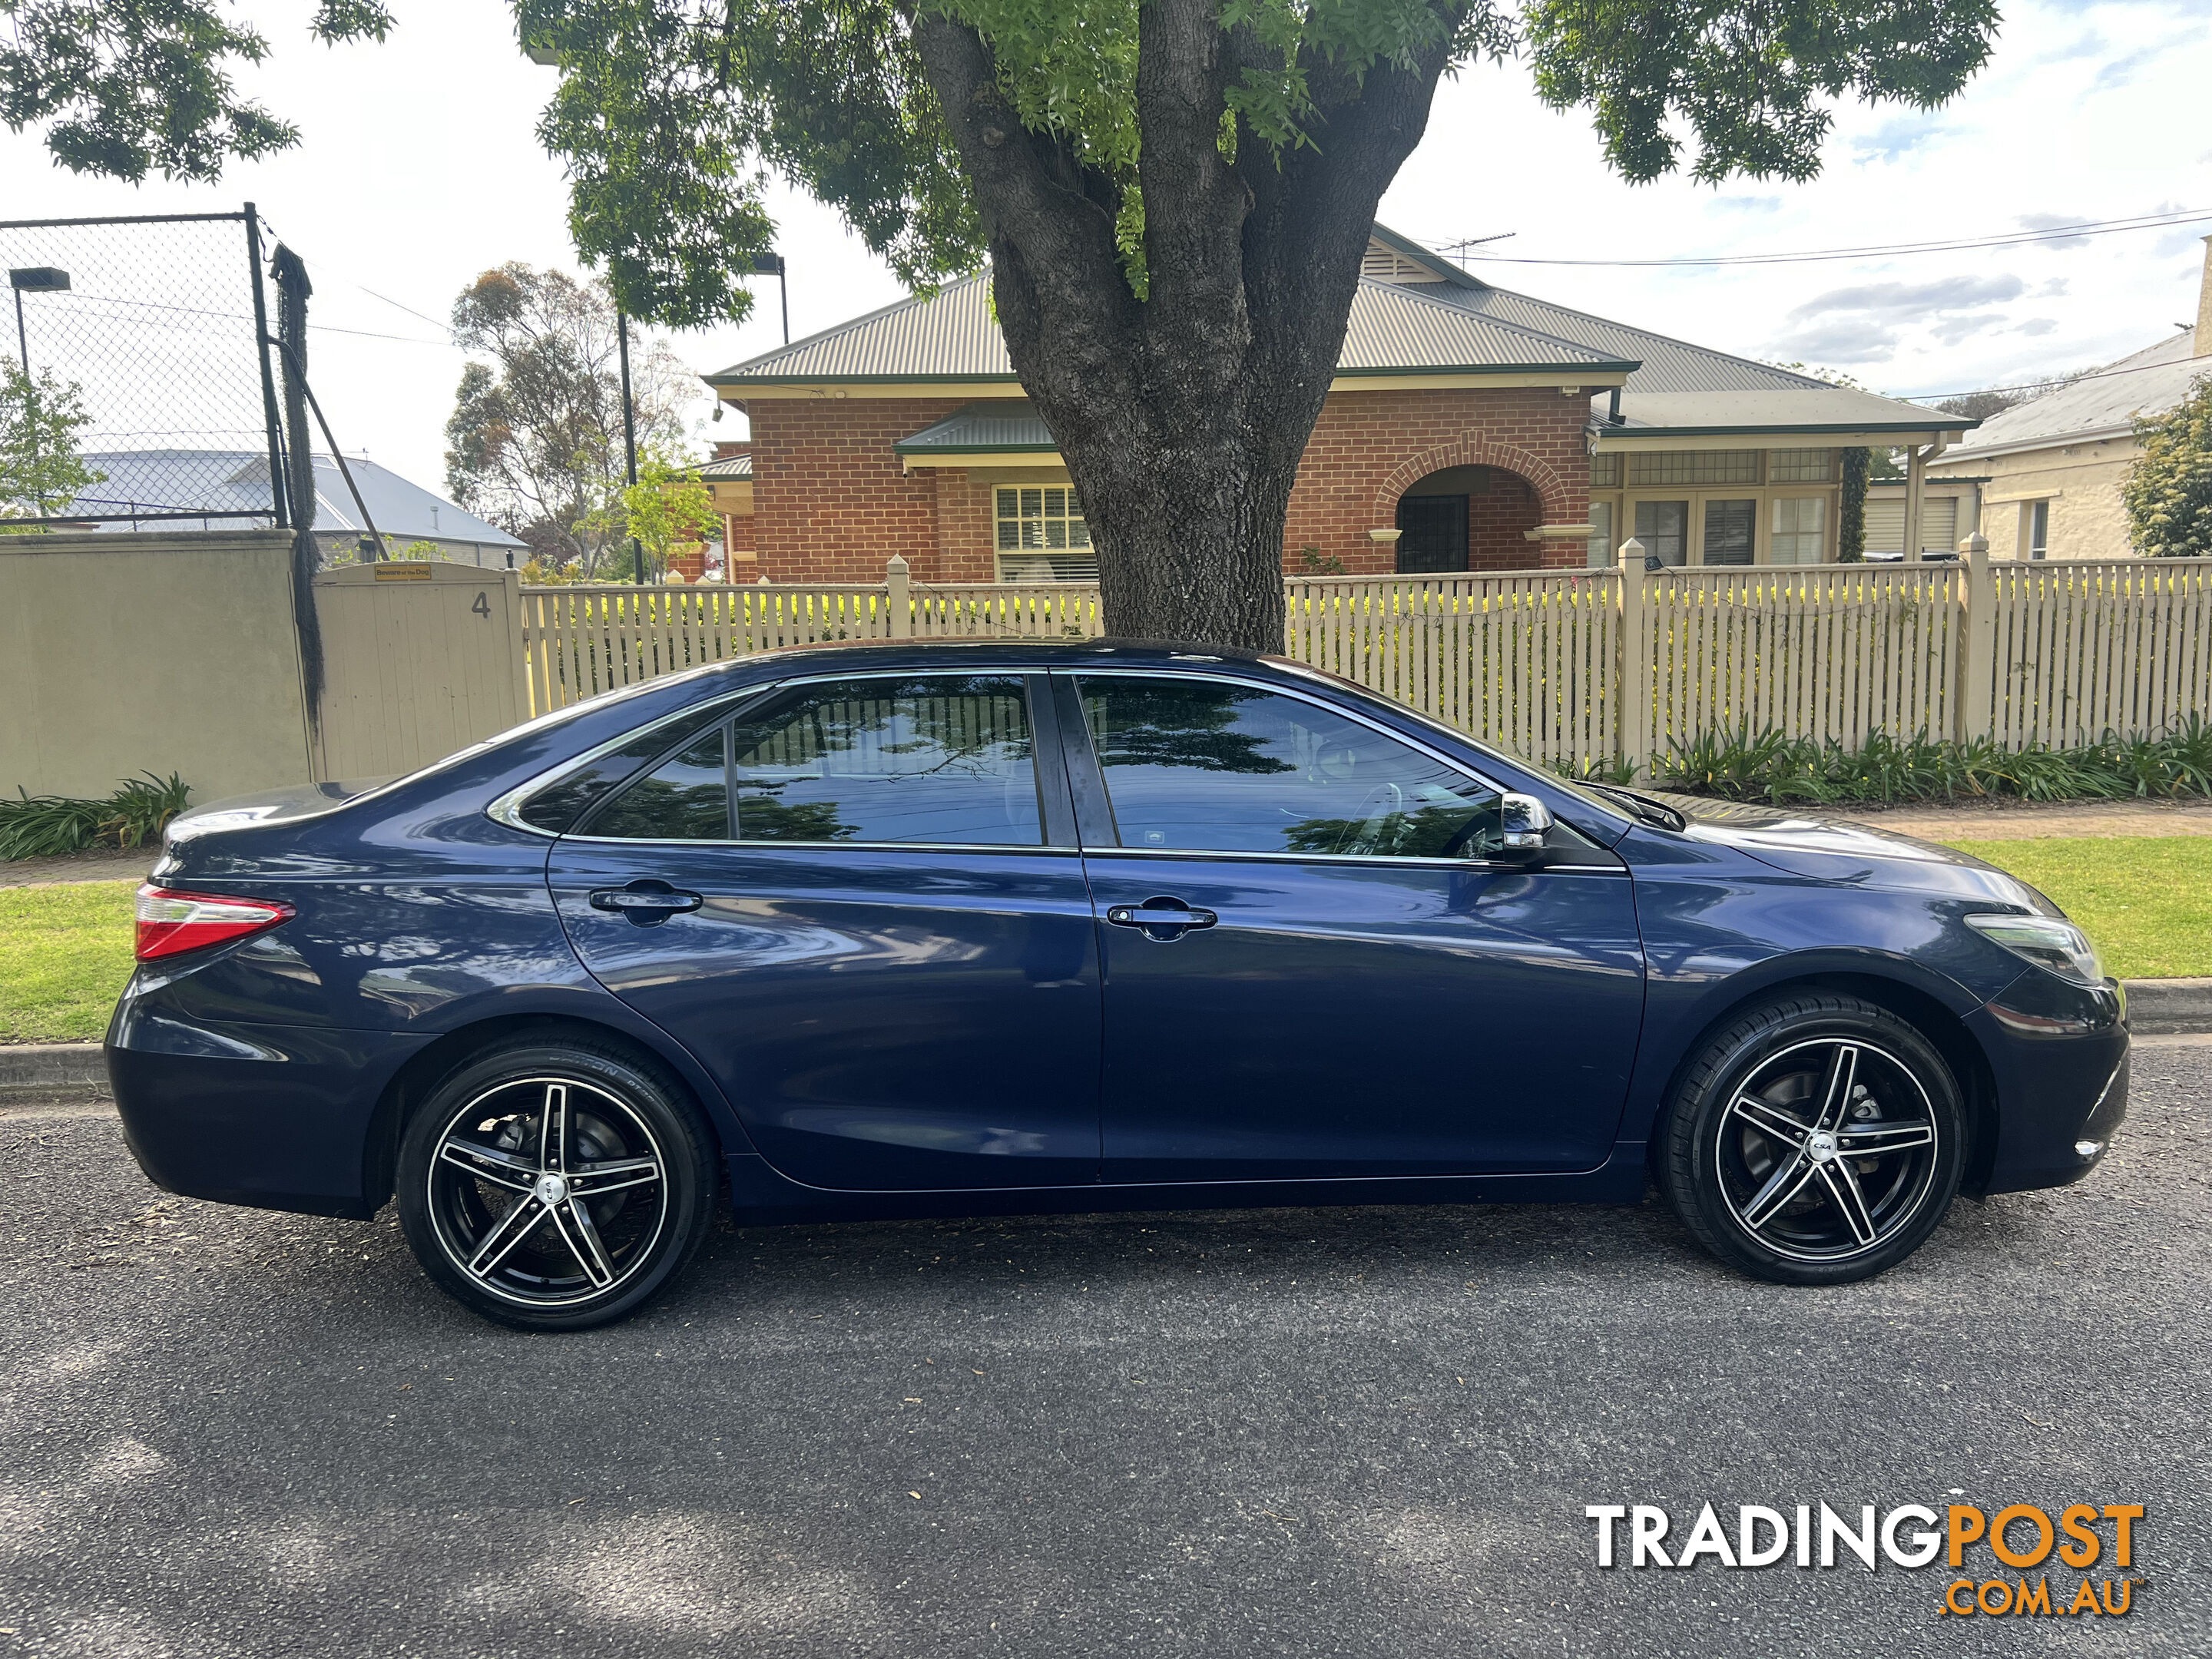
2198, 235, 2212, 359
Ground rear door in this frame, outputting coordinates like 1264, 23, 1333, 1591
548, 671, 1102, 1191
1057, 671, 1644, 1184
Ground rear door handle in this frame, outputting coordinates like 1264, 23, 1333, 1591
588, 883, 704, 926
1104, 899, 1218, 939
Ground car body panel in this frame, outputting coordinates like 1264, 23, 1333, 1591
104, 639, 2128, 1231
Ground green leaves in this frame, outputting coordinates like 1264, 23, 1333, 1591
1525, 0, 1998, 183
0, 358, 104, 527
2124, 373, 2212, 559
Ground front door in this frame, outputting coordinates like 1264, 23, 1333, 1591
1396, 495, 1469, 574
1056, 673, 1644, 1184
548, 671, 1102, 1191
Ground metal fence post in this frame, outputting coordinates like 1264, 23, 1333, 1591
1616, 538, 1649, 778
886, 555, 912, 638
1954, 531, 1995, 744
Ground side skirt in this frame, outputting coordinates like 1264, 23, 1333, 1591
723, 1144, 1651, 1228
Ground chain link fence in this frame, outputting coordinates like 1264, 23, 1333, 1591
1, 209, 288, 530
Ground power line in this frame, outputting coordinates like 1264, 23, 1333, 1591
1429, 208, 2212, 269
1894, 337, 2206, 404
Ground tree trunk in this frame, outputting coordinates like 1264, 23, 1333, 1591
911, 2, 1451, 651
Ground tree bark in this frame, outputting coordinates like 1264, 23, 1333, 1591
910, 1, 1453, 651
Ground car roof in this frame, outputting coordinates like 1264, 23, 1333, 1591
731, 637, 1289, 674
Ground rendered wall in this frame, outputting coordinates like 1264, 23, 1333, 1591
1933, 439, 2137, 560
0, 530, 315, 802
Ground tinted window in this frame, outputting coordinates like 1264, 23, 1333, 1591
516, 701, 730, 834
727, 675, 1043, 846
1078, 676, 1501, 858
587, 729, 730, 840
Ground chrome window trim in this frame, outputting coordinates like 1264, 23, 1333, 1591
484, 689, 763, 838
1076, 846, 1625, 874
556, 836, 1075, 856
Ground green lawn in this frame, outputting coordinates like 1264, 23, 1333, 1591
0, 880, 136, 1044
1941, 836, 2212, 981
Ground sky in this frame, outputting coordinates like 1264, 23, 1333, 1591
4, 0, 2209, 493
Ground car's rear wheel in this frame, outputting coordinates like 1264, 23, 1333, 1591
1658, 993, 1966, 1285
396, 1040, 717, 1330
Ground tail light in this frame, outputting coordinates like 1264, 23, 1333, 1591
134, 884, 296, 962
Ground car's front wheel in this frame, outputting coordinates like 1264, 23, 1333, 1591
396, 1039, 717, 1330
1659, 993, 1966, 1285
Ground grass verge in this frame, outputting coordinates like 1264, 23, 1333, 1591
0, 880, 136, 1045
1942, 836, 2212, 981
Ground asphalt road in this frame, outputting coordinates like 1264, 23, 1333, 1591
4, 1043, 2208, 1659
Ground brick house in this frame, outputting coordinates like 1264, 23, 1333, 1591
707, 227, 1972, 582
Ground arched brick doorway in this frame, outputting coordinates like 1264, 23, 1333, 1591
1392, 464, 1545, 574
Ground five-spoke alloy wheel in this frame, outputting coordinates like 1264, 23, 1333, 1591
396, 1041, 716, 1330
1661, 995, 1966, 1285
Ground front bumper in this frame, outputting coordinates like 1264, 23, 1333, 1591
107, 995, 431, 1220
1969, 969, 2130, 1195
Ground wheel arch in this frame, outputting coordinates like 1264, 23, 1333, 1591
1641, 968, 1999, 1197
360, 1012, 750, 1212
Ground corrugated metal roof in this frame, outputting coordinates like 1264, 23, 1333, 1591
1938, 331, 2208, 460
896, 403, 1055, 453
69, 450, 524, 545
711, 268, 1633, 385
699, 452, 753, 480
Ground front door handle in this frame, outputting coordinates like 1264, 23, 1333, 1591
1104, 897, 1218, 942
588, 882, 704, 926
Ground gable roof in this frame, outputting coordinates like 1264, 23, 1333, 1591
709, 267, 1636, 389
1938, 331, 2209, 462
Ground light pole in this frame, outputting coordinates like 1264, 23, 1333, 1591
618, 308, 643, 583
748, 253, 789, 344
9, 266, 70, 517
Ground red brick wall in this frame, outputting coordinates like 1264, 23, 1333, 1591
744, 398, 965, 581
743, 385, 1592, 581
1284, 386, 1591, 573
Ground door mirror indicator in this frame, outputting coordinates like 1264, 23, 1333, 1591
1498, 793, 1555, 852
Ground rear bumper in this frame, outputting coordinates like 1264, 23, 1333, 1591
107, 1001, 430, 1220
1969, 971, 2130, 1196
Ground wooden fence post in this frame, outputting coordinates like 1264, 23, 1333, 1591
1616, 538, 1649, 778
1953, 531, 1994, 744
886, 555, 912, 639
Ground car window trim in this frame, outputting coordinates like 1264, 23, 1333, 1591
554, 667, 1072, 853
1049, 665, 1611, 870
486, 689, 766, 838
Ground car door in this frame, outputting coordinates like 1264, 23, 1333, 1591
548, 670, 1102, 1191
1055, 671, 1644, 1184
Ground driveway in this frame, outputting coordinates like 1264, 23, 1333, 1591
3, 1043, 2207, 1657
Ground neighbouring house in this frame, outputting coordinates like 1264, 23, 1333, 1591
1861, 475, 1987, 560
67, 450, 527, 568
700, 444, 754, 575
1928, 236, 2212, 560
704, 224, 1974, 581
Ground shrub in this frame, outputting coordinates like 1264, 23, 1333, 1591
1650, 723, 2212, 807
0, 773, 191, 860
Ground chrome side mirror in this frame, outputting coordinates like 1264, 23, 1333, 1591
1498, 792, 1555, 852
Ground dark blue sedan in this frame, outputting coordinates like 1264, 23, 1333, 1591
108, 642, 2128, 1329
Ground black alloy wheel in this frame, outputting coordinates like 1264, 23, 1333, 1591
396, 1040, 717, 1330
1660, 993, 1966, 1285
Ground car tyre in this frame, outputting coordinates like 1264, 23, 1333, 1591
1658, 993, 1965, 1286
396, 1038, 717, 1330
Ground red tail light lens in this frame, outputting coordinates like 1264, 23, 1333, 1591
134, 884, 296, 962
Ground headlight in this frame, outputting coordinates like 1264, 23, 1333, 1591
1965, 913, 2104, 987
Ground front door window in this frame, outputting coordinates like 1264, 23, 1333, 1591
1396, 495, 1469, 574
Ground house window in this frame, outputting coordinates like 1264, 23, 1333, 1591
1627, 451, 1761, 487
1769, 450, 1836, 483
2028, 500, 2050, 561
1771, 498, 1826, 565
1587, 501, 1614, 568
1633, 500, 1687, 567
995, 487, 1097, 581
1590, 453, 1621, 488
1702, 499, 1757, 566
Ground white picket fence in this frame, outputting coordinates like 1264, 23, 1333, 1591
518, 551, 2212, 770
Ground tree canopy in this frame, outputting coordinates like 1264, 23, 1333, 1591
2124, 375, 2212, 559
